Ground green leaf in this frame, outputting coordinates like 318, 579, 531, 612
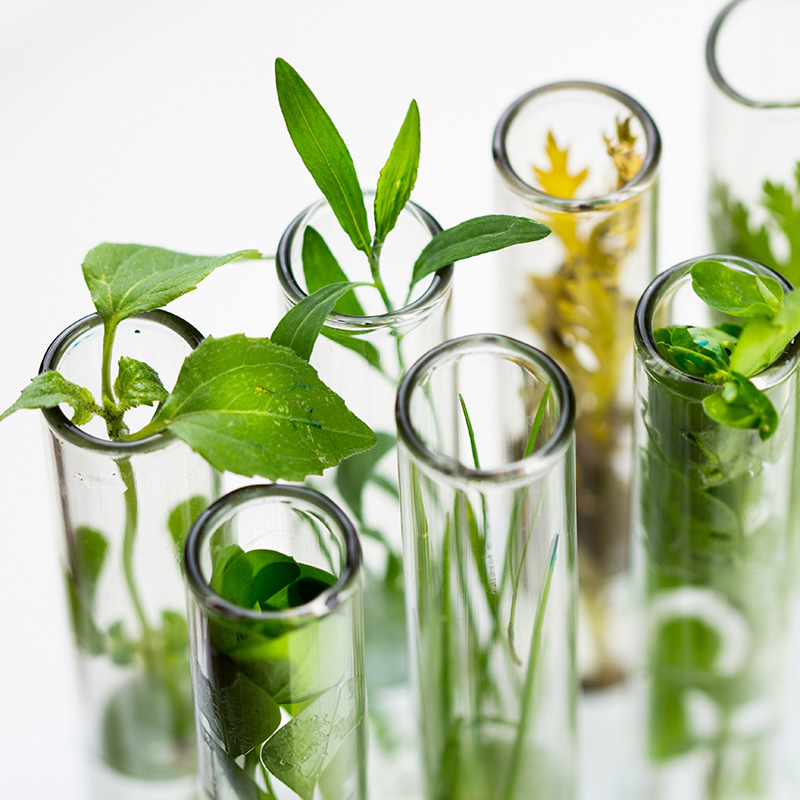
374, 99, 421, 245
690, 259, 783, 319
81, 243, 260, 329
703, 373, 779, 440
114, 356, 168, 412
302, 226, 365, 316
167, 495, 210, 559
218, 549, 300, 610
763, 168, 800, 285
1, 370, 98, 425
321, 326, 383, 371
271, 282, 368, 362
730, 286, 800, 376
412, 215, 550, 288
335, 431, 397, 522
194, 654, 281, 758
66, 525, 109, 655
275, 58, 371, 256
260, 677, 365, 800
144, 335, 376, 481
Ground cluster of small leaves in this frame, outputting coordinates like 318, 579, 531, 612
654, 259, 800, 440
711, 163, 800, 287
276, 57, 550, 316
0, 243, 377, 481
198, 546, 363, 800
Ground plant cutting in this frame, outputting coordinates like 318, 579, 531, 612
493, 81, 661, 691
184, 484, 367, 800
274, 57, 552, 796
633, 256, 800, 799
396, 334, 578, 800
0, 242, 377, 786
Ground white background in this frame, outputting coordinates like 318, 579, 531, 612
0, 1, 725, 797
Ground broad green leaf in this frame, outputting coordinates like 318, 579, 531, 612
102, 672, 195, 778
660, 345, 725, 380
669, 327, 729, 370
82, 243, 259, 329
374, 99, 420, 245
66, 525, 109, 655
703, 373, 779, 440
218, 549, 300, 610
302, 226, 365, 315
145, 335, 376, 481
271, 282, 367, 361
730, 287, 800, 376
261, 677, 365, 800
690, 259, 783, 319
412, 215, 550, 288
114, 356, 168, 412
167, 495, 209, 559
335, 431, 396, 522
1, 370, 97, 425
194, 653, 281, 758
275, 58, 371, 256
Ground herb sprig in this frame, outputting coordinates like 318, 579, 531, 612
1, 243, 376, 480
654, 258, 800, 440
275, 57, 550, 315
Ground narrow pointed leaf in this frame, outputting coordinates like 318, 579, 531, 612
82, 243, 260, 328
374, 99, 420, 244
271, 282, 368, 361
412, 215, 550, 287
302, 226, 365, 315
147, 335, 376, 481
1, 370, 97, 425
114, 356, 168, 412
275, 58, 371, 256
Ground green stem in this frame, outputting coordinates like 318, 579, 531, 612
368, 239, 393, 314
501, 534, 558, 800
118, 457, 154, 656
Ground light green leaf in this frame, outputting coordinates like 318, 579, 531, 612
66, 525, 109, 655
703, 372, 779, 440
167, 495, 210, 559
412, 215, 550, 288
275, 58, 371, 256
114, 356, 168, 412
374, 99, 420, 245
730, 287, 800, 376
272, 282, 368, 362
335, 431, 396, 522
194, 653, 281, 758
1, 370, 98, 425
321, 326, 383, 371
302, 226, 365, 316
143, 335, 376, 481
81, 243, 260, 329
261, 677, 365, 800
690, 259, 784, 319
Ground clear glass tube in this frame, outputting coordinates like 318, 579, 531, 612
493, 81, 660, 691
396, 333, 578, 800
41, 310, 221, 799
184, 484, 367, 800
631, 256, 799, 799
706, 0, 800, 285
276, 194, 453, 799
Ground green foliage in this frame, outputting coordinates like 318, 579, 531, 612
653, 259, 800, 440
275, 57, 550, 321
114, 356, 168, 412
142, 335, 375, 480
710, 164, 800, 286
0, 370, 98, 425
199, 547, 364, 800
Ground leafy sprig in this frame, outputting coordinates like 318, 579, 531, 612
1, 243, 376, 480
653, 259, 800, 440
275, 57, 550, 315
